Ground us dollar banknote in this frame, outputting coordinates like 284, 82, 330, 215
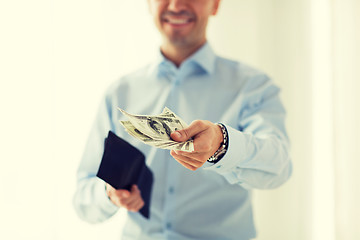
119, 107, 194, 152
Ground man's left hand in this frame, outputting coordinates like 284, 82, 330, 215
170, 120, 223, 171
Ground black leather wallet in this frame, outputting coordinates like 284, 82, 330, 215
96, 131, 153, 219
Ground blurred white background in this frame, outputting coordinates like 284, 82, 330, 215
0, 0, 359, 239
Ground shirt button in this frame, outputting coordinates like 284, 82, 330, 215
168, 186, 174, 194
166, 222, 172, 229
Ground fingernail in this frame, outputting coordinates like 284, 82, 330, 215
122, 193, 128, 198
174, 131, 181, 138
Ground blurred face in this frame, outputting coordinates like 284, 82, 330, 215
148, 0, 220, 48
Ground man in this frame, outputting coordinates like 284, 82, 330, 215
73, 0, 292, 239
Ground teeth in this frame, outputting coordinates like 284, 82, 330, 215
168, 19, 188, 24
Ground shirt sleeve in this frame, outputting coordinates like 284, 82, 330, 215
72, 89, 119, 223
204, 76, 292, 189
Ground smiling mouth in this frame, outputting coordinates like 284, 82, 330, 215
163, 18, 194, 25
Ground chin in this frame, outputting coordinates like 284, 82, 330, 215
166, 33, 194, 46
169, 37, 189, 46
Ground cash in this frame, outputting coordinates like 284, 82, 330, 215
119, 107, 194, 152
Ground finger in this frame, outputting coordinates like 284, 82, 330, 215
126, 198, 139, 211
116, 190, 133, 206
119, 195, 133, 206
128, 198, 145, 212
108, 189, 130, 207
171, 120, 210, 142
131, 184, 139, 192
170, 151, 204, 169
177, 160, 198, 171
134, 199, 145, 211
122, 198, 139, 211
126, 186, 144, 211
120, 185, 141, 206
130, 185, 141, 196
115, 189, 130, 199
172, 150, 209, 163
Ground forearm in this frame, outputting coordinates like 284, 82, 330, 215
73, 177, 119, 223
205, 125, 292, 189
72, 88, 121, 223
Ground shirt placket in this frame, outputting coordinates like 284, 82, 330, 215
161, 66, 181, 233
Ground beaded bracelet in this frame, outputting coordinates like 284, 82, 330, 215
207, 123, 229, 164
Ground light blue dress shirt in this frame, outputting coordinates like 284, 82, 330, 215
73, 43, 292, 240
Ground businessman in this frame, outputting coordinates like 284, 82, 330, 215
73, 0, 292, 239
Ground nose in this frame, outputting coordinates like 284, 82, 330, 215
167, 0, 187, 13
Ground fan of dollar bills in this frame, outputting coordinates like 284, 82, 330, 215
118, 107, 194, 152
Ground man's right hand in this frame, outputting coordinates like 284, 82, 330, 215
106, 183, 144, 212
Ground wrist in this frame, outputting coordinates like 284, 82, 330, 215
207, 123, 228, 164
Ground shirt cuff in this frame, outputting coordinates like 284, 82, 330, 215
203, 124, 247, 175
95, 178, 119, 214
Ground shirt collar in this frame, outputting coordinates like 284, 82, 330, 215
185, 42, 216, 75
154, 42, 216, 76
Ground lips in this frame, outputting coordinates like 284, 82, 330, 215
161, 11, 195, 26
163, 17, 194, 26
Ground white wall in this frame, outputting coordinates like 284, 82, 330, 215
3, 0, 356, 239
0, 0, 55, 239
332, 0, 360, 238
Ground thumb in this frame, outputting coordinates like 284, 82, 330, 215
131, 184, 140, 194
117, 189, 130, 198
171, 120, 203, 142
